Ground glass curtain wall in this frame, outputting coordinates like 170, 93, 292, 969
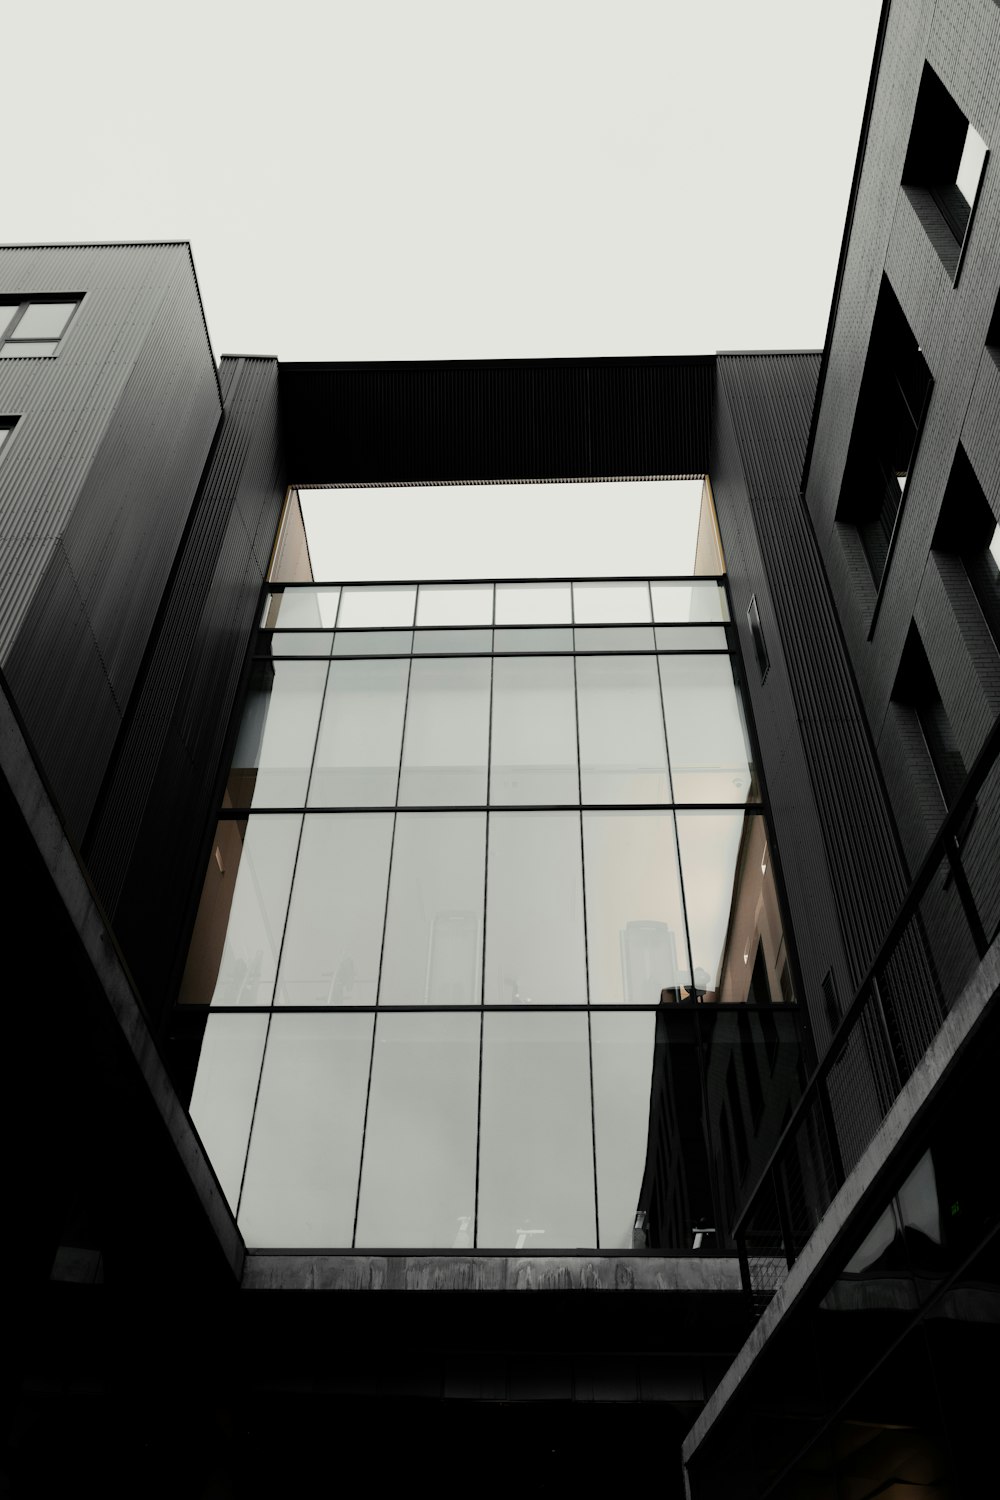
183, 577, 797, 1252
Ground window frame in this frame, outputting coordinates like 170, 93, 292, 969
0, 296, 82, 358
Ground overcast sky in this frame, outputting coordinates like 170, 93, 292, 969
8, 1, 881, 363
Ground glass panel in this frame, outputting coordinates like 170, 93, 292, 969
655, 625, 728, 651
0, 427, 10, 450
179, 814, 300, 1007
309, 657, 409, 807
355, 1012, 480, 1248
478, 1011, 595, 1249
957, 123, 988, 208
332, 630, 413, 656
378, 813, 486, 1004
675, 811, 748, 999
583, 811, 690, 1001
413, 629, 492, 654
189, 1014, 269, 1211
484, 811, 587, 1004
658, 655, 755, 803
576, 655, 671, 804
494, 582, 572, 625
573, 581, 651, 623
416, 583, 494, 626
490, 657, 579, 804
397, 657, 491, 805
14, 301, 77, 339
493, 626, 574, 653
590, 1011, 656, 1249
227, 658, 326, 809
266, 631, 333, 656
0, 341, 58, 357
651, 580, 728, 622
275, 813, 393, 1004
273, 586, 341, 627
0, 305, 18, 338
337, 585, 416, 629
574, 626, 655, 651
237, 1012, 374, 1247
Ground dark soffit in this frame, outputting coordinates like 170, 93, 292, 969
278, 355, 715, 484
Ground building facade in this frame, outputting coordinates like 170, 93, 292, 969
3, 1, 1000, 1493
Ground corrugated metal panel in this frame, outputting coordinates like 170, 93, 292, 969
279, 357, 712, 484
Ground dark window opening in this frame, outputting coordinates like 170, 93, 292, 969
903, 63, 989, 281
821, 968, 840, 1033
747, 595, 769, 681
737, 1009, 765, 1129
838, 278, 932, 592
932, 446, 1000, 654
987, 285, 1000, 353
894, 625, 966, 809
725, 1054, 749, 1183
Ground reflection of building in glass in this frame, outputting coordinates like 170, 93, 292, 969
7, 11, 1000, 1485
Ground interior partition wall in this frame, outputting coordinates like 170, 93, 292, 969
180, 575, 802, 1253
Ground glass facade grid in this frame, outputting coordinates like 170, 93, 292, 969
187, 575, 795, 1253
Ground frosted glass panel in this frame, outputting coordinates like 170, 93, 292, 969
276, 813, 393, 1004
494, 582, 572, 625
355, 1012, 480, 1248
398, 657, 491, 805
658, 655, 755, 803
478, 1011, 595, 1249
490, 656, 579, 804
268, 632, 333, 656
378, 813, 485, 1004
651, 581, 728, 622
573, 581, 651, 623
676, 810, 747, 996
238, 1013, 373, 1247
416, 583, 493, 626
338, 585, 416, 628
576, 655, 670, 803
14, 301, 77, 339
189, 1014, 268, 1211
583, 811, 690, 1001
309, 657, 409, 806
229, 659, 327, 808
484, 812, 587, 1004
591, 1011, 656, 1250
208, 815, 301, 1006
273, 587, 341, 627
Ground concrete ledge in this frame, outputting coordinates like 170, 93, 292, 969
243, 1253, 743, 1293
682, 928, 1000, 1468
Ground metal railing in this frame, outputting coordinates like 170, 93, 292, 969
734, 712, 1000, 1306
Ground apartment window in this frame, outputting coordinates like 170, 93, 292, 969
0, 418, 17, 451
837, 278, 932, 596
933, 446, 1000, 653
903, 64, 989, 282
893, 626, 965, 810
0, 299, 80, 358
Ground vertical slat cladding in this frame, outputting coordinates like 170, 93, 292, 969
716, 354, 911, 1049
0, 244, 220, 840
84, 358, 285, 1024
279, 358, 712, 483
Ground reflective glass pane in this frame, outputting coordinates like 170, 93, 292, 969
493, 626, 574, 653
416, 583, 493, 626
574, 626, 655, 652
267, 631, 333, 656
658, 655, 755, 803
355, 1012, 480, 1248
655, 625, 728, 651
275, 813, 393, 1004
494, 582, 572, 625
651, 581, 728, 622
490, 656, 579, 804
398, 657, 491, 805
413, 629, 492, 654
484, 812, 587, 1004
337, 585, 416, 628
478, 1011, 595, 1249
189, 1014, 268, 1211
583, 811, 690, 1001
378, 813, 485, 1004
333, 630, 413, 656
576, 656, 670, 804
14, 301, 77, 339
590, 1011, 656, 1249
274, 586, 341, 627
238, 1013, 374, 1247
309, 658, 409, 806
182, 814, 300, 1007
228, 659, 327, 809
0, 341, 58, 357
573, 581, 651, 623
676, 811, 747, 997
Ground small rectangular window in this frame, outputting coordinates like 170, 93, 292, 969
747, 595, 769, 680
0, 417, 17, 452
0, 297, 81, 357
903, 64, 989, 282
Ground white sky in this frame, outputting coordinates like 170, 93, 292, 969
6, 1, 881, 363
